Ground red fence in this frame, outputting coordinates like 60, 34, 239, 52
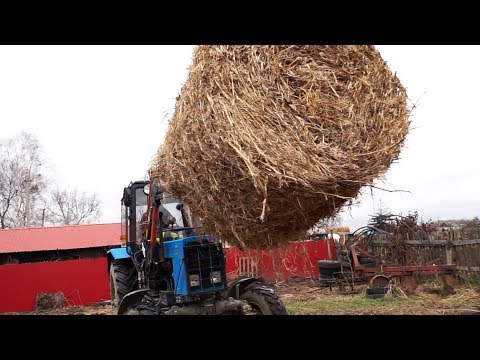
0, 257, 110, 313
225, 239, 336, 282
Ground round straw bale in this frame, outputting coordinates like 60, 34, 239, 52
151, 45, 409, 249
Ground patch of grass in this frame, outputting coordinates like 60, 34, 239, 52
457, 273, 480, 289
285, 293, 406, 315
415, 288, 480, 308
421, 276, 445, 287
283, 285, 480, 315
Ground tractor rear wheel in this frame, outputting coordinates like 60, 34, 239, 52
110, 260, 137, 307
240, 281, 287, 315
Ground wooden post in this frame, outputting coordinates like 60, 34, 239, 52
326, 239, 332, 260
446, 238, 453, 265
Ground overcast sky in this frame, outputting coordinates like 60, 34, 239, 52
0, 45, 478, 230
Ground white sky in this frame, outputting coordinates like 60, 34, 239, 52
0, 45, 478, 230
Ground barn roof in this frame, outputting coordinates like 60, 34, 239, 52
0, 223, 121, 254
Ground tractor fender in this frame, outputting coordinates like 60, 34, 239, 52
107, 247, 131, 271
108, 247, 131, 260
226, 277, 260, 299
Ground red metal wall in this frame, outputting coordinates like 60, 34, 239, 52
225, 239, 336, 282
0, 257, 110, 313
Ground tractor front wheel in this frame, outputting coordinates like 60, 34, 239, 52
109, 260, 137, 308
240, 281, 287, 315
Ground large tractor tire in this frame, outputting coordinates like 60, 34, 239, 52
240, 281, 287, 315
109, 260, 137, 307
317, 260, 342, 279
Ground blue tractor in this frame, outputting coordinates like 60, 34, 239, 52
107, 179, 287, 315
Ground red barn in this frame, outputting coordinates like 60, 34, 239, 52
0, 223, 121, 313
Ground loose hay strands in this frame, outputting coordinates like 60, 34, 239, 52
151, 46, 410, 249
35, 292, 65, 311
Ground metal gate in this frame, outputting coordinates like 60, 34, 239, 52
239, 256, 258, 277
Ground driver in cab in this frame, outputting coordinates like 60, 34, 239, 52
162, 215, 180, 241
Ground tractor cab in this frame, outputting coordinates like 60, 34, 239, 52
120, 180, 188, 247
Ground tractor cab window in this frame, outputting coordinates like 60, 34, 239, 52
160, 203, 184, 228
160, 195, 187, 239
135, 188, 148, 240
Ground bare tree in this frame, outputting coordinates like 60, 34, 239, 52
49, 189, 101, 225
0, 132, 48, 229
0, 159, 15, 229
1, 132, 103, 229
34, 197, 53, 227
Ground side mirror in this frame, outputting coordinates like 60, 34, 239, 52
176, 203, 183, 210
122, 187, 132, 206
143, 184, 150, 195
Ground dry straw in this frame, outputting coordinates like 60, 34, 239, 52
151, 45, 409, 249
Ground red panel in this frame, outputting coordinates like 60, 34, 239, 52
225, 239, 336, 282
225, 247, 244, 277
0, 258, 110, 313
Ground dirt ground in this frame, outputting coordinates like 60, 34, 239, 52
5, 279, 480, 315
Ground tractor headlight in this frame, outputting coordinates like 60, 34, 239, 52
210, 271, 222, 284
189, 274, 200, 287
